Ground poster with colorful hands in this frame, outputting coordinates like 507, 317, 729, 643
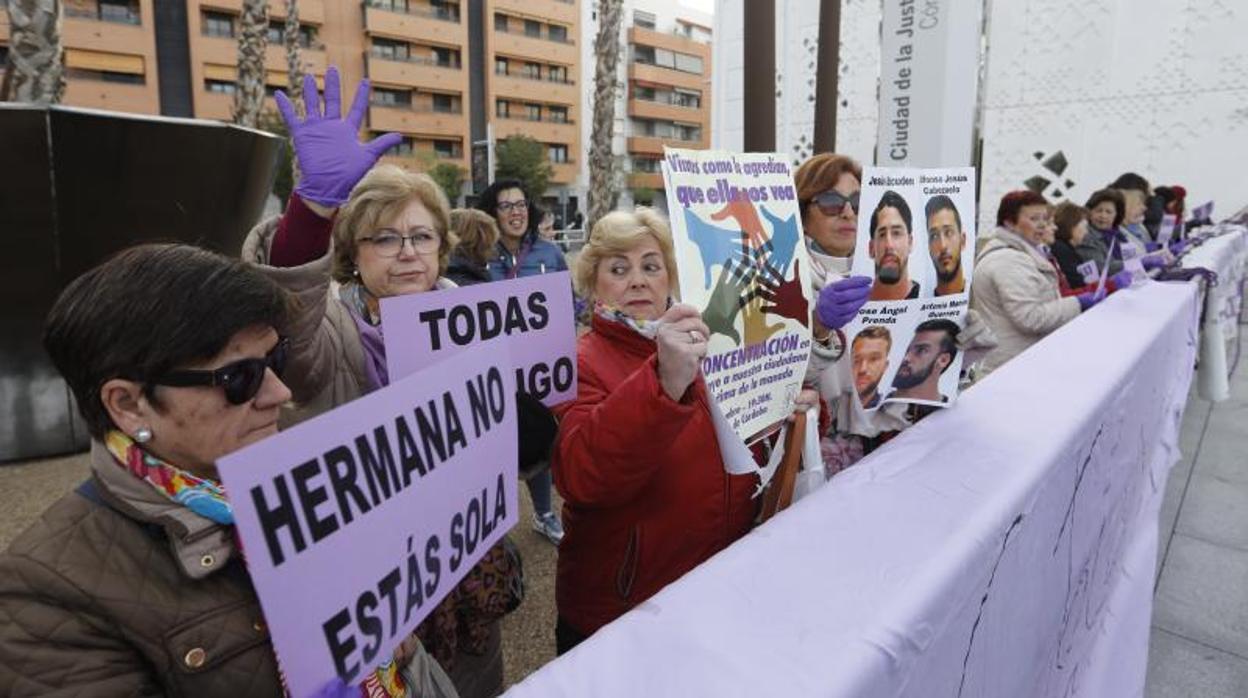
662, 148, 814, 443
846, 166, 976, 412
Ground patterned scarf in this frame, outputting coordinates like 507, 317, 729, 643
593, 299, 670, 339
103, 430, 409, 697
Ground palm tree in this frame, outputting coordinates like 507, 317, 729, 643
283, 0, 304, 109
1, 0, 66, 103
586, 0, 623, 229
232, 0, 269, 128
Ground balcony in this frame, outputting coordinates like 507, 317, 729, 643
628, 25, 709, 57
64, 77, 156, 115
492, 117, 578, 144
195, 35, 327, 75
629, 171, 665, 190
628, 97, 704, 124
492, 71, 577, 105
627, 61, 704, 91
492, 0, 576, 26
627, 133, 705, 154
550, 161, 578, 184
492, 26, 576, 64
202, 0, 326, 23
369, 104, 467, 138
63, 11, 150, 56
367, 55, 466, 92
64, 2, 141, 25
365, 3, 466, 46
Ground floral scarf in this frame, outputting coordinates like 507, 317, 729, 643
103, 430, 409, 697
593, 299, 669, 339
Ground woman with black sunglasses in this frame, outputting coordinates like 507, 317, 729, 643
0, 244, 454, 695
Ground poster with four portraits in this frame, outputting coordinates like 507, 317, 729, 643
845, 166, 977, 411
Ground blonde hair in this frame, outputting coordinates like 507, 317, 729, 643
574, 207, 678, 303
449, 208, 500, 267
331, 165, 455, 283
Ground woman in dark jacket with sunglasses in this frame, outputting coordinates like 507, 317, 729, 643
0, 244, 454, 696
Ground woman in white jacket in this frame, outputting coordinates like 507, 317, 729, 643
971, 190, 1104, 377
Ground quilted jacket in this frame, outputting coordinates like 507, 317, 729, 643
0, 442, 282, 697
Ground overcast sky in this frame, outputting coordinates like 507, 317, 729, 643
683, 0, 715, 15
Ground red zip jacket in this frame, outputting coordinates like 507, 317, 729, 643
552, 314, 758, 637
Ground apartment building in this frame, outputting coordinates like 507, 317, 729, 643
581, 0, 711, 212
1, 0, 587, 198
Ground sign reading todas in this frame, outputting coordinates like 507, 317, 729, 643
845, 166, 977, 411
217, 345, 518, 697
661, 147, 814, 443
380, 272, 578, 407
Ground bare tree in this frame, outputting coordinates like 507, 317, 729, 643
232, 0, 269, 127
2, 0, 65, 103
586, 0, 623, 229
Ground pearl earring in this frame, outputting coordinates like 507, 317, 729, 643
135, 427, 153, 443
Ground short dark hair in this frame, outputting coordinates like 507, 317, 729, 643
996, 190, 1048, 227
1110, 172, 1150, 194
914, 318, 960, 373
869, 191, 912, 236
43, 244, 291, 440
1053, 202, 1089, 243
476, 178, 532, 233
1084, 188, 1125, 229
853, 325, 892, 351
924, 195, 962, 231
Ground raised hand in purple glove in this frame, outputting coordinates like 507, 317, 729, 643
1109, 270, 1134, 291
275, 66, 403, 208
815, 275, 872, 330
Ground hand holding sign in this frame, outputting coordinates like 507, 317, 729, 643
657, 304, 711, 402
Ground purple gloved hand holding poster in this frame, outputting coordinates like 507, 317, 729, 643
381, 272, 577, 407
217, 344, 517, 697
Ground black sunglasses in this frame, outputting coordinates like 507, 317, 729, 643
810, 190, 860, 216
152, 337, 289, 405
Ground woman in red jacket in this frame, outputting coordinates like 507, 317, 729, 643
553, 208, 759, 654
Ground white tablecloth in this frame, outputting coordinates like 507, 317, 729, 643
506, 281, 1201, 698
1180, 224, 1247, 401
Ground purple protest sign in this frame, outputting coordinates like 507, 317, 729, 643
217, 343, 518, 698
380, 272, 577, 407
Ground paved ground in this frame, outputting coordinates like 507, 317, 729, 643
2, 365, 1243, 694
1148, 365, 1248, 697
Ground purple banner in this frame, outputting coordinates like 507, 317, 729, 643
380, 272, 577, 407
217, 344, 518, 697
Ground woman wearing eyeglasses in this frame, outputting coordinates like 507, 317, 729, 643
0, 244, 452, 696
239, 69, 521, 698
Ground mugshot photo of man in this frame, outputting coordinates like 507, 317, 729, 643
886, 319, 960, 403
868, 191, 921, 301
852, 326, 892, 409
926, 195, 968, 296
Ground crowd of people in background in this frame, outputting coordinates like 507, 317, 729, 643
0, 68, 1218, 697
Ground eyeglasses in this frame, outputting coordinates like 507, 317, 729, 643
358, 229, 440, 257
496, 200, 528, 213
152, 337, 289, 405
810, 190, 860, 216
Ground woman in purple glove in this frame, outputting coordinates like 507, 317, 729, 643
241, 68, 516, 698
971, 190, 1101, 378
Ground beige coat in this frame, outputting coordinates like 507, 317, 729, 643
970, 228, 1081, 377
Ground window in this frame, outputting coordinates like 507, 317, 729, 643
494, 13, 507, 31
430, 0, 459, 21
548, 65, 567, 83
674, 89, 701, 108
205, 79, 237, 94
65, 68, 145, 84
521, 62, 540, 79
373, 0, 409, 11
387, 136, 415, 157
524, 103, 541, 121
524, 19, 541, 37
633, 157, 662, 173
432, 46, 459, 68
371, 87, 411, 107
372, 38, 410, 61
266, 21, 315, 47
0, 46, 8, 66
634, 85, 655, 101
548, 144, 569, 163
548, 24, 567, 42
98, 0, 140, 24
433, 140, 460, 158
202, 11, 234, 38
633, 45, 654, 65
549, 106, 568, 123
496, 100, 510, 118
633, 10, 656, 29
674, 52, 704, 73
431, 93, 457, 113
495, 57, 508, 75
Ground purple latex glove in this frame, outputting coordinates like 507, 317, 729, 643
275, 66, 403, 208
1077, 284, 1107, 311
312, 677, 358, 698
1109, 270, 1133, 291
1142, 254, 1168, 271
815, 275, 872, 330
1169, 239, 1190, 256
1144, 241, 1162, 253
